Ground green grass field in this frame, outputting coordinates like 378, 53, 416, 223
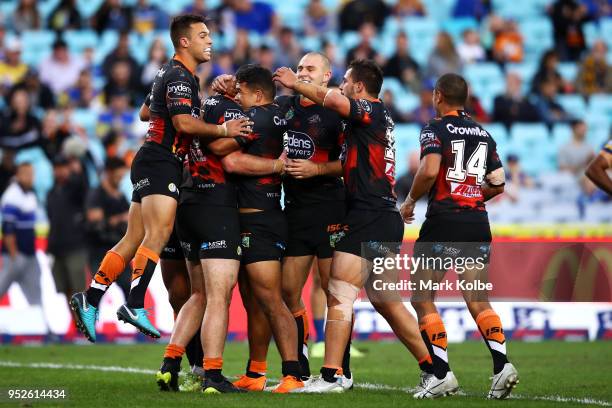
1, 341, 610, 407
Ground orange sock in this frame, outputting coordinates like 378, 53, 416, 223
418, 354, 433, 365
248, 360, 267, 375
203, 357, 223, 371
419, 313, 449, 378
476, 309, 508, 374
131, 246, 159, 282
93, 250, 126, 287
293, 309, 309, 344
164, 343, 185, 359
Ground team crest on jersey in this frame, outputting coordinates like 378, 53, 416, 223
329, 231, 346, 248
157, 67, 166, 77
168, 183, 177, 193
241, 234, 250, 248
285, 108, 294, 120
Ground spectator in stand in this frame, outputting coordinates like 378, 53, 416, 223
254, 45, 276, 71
0, 162, 41, 307
232, 29, 253, 68
104, 60, 140, 106
321, 40, 345, 86
576, 39, 612, 96
47, 155, 89, 309
102, 32, 142, 97
382, 89, 408, 124
276, 27, 302, 69
493, 72, 539, 128
39, 39, 86, 96
452, 0, 491, 20
338, 0, 390, 32
346, 22, 382, 66
457, 28, 486, 64
231, 0, 278, 35
11, 68, 55, 111
183, 0, 208, 15
97, 91, 136, 141
8, 0, 41, 33
0, 39, 28, 93
582, 0, 612, 17
211, 50, 235, 79
550, 0, 590, 61
48, 0, 82, 31
465, 94, 489, 123
40, 110, 73, 161
304, 0, 335, 37
133, 0, 169, 35
0, 89, 42, 150
492, 19, 523, 64
85, 157, 131, 301
141, 38, 168, 91
531, 50, 568, 95
394, 151, 420, 203
0, 24, 6, 61
426, 31, 463, 80
531, 78, 569, 126
64, 69, 101, 109
504, 153, 535, 202
409, 84, 436, 125
392, 0, 426, 17
558, 119, 595, 175
91, 0, 133, 34
0, 149, 16, 196
383, 31, 421, 93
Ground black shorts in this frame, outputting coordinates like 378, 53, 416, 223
284, 201, 346, 259
160, 227, 184, 260
413, 216, 492, 269
175, 203, 241, 261
130, 145, 182, 203
239, 209, 287, 265
334, 209, 404, 261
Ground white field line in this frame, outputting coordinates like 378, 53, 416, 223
1, 361, 610, 407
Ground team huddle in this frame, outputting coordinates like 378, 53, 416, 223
70, 14, 519, 398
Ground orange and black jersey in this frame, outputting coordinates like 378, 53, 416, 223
180, 94, 246, 206
340, 98, 397, 211
146, 57, 201, 156
276, 95, 345, 207
419, 110, 503, 222
238, 103, 287, 210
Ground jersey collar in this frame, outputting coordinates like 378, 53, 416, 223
172, 54, 196, 76
443, 110, 469, 118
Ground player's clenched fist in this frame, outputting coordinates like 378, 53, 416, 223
273, 67, 298, 89
399, 198, 416, 224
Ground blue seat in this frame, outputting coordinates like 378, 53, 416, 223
72, 109, 98, 138
508, 123, 549, 164
557, 94, 588, 119
39, 0, 61, 21
442, 17, 477, 43
583, 22, 600, 47
65, 30, 99, 54
94, 30, 119, 64
520, 18, 554, 55
558, 62, 578, 83
276, 3, 306, 31
76, 0, 104, 19
403, 18, 438, 65
422, 0, 457, 21
601, 18, 612, 48
588, 93, 612, 121
506, 62, 538, 93
21, 30, 57, 66
464, 63, 505, 101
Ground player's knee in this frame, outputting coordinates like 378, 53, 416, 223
326, 278, 359, 322
281, 286, 300, 309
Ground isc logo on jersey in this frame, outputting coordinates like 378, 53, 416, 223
167, 81, 192, 99
285, 130, 315, 159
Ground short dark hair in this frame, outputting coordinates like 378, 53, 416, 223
235, 64, 275, 100
170, 14, 207, 48
435, 73, 468, 106
347, 59, 383, 97
105, 157, 126, 171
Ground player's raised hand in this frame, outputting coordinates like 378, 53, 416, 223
273, 67, 298, 89
286, 159, 320, 179
211, 74, 235, 95
223, 117, 253, 137
399, 199, 416, 224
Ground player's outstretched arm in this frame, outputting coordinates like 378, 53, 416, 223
285, 159, 342, 179
273, 67, 351, 117
221, 151, 285, 176
400, 154, 441, 223
585, 151, 612, 195
171, 115, 252, 138
211, 74, 236, 96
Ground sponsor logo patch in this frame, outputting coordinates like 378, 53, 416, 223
133, 178, 150, 191
201, 240, 227, 250
167, 81, 192, 100
285, 130, 315, 159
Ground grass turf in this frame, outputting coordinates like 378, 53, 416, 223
0, 341, 610, 407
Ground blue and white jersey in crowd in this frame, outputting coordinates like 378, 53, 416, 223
1, 182, 38, 256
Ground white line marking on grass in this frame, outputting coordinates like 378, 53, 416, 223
2, 361, 610, 406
